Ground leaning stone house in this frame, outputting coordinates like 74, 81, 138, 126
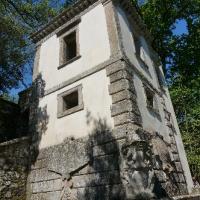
0, 0, 197, 199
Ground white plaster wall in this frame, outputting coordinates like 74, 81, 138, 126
133, 74, 170, 141
38, 4, 111, 90
134, 64, 193, 191
116, 6, 170, 139
38, 69, 114, 149
116, 6, 159, 89
119, 4, 193, 188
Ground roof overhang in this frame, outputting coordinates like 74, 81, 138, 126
31, 0, 153, 45
31, 0, 98, 43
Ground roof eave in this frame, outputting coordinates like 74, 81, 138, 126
31, 0, 97, 43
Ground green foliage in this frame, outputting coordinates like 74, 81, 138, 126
0, 94, 17, 104
64, 0, 78, 8
133, 0, 200, 177
170, 83, 200, 177
181, 106, 200, 176
1, 0, 199, 178
0, 0, 58, 94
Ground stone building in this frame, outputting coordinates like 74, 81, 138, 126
0, 0, 199, 199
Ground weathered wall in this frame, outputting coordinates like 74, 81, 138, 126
27, 133, 124, 200
32, 2, 114, 149
27, 58, 190, 200
38, 3, 111, 90
36, 69, 114, 149
115, 4, 193, 192
133, 73, 170, 141
106, 57, 189, 198
26, 0, 195, 199
116, 4, 171, 140
0, 137, 30, 200
116, 6, 159, 89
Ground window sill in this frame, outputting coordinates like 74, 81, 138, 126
58, 55, 81, 70
57, 103, 84, 118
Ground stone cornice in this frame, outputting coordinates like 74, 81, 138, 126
30, 0, 161, 69
31, 0, 98, 43
30, 0, 155, 47
44, 52, 122, 96
41, 52, 163, 98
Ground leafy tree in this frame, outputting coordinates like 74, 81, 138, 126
64, 0, 78, 8
0, 0, 58, 94
0, 93, 18, 103
1, 0, 199, 179
133, 0, 200, 179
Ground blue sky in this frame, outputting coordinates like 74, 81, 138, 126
9, 19, 188, 99
172, 19, 188, 35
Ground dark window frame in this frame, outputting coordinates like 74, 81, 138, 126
63, 31, 77, 62
144, 85, 159, 114
58, 20, 81, 70
57, 85, 84, 118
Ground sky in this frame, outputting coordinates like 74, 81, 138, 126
8, 18, 188, 100
172, 19, 188, 35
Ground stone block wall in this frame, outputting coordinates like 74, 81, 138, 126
0, 137, 30, 200
27, 133, 125, 200
24, 0, 197, 198
106, 58, 188, 198
26, 59, 190, 200
27, 128, 188, 199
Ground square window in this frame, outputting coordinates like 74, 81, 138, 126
63, 90, 78, 110
57, 19, 81, 69
164, 109, 171, 121
134, 37, 141, 57
146, 89, 154, 108
144, 87, 159, 114
57, 85, 84, 118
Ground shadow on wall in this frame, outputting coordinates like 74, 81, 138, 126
151, 132, 184, 198
82, 112, 172, 200
28, 73, 49, 164
20, 73, 181, 199
83, 110, 124, 200
0, 99, 20, 143
0, 73, 49, 200
0, 138, 30, 200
